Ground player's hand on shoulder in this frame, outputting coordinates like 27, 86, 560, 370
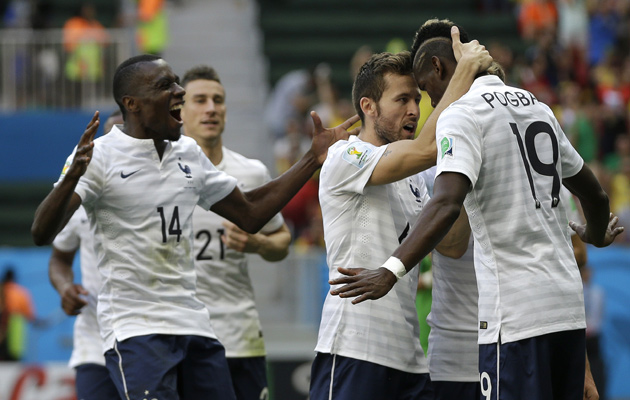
60, 283, 89, 316
66, 111, 100, 180
329, 266, 397, 305
451, 26, 492, 74
308, 111, 360, 166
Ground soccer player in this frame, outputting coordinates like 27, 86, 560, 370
330, 22, 623, 400
48, 110, 123, 399
413, 20, 599, 400
180, 64, 291, 400
31, 54, 359, 399
310, 30, 492, 400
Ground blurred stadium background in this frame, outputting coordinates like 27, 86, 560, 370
0, 0, 629, 398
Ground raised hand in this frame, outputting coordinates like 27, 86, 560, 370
60, 283, 89, 316
309, 111, 360, 165
329, 266, 397, 305
570, 212, 625, 247
65, 111, 100, 181
451, 26, 492, 74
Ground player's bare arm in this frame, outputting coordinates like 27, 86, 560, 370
211, 112, 359, 233
584, 355, 599, 400
434, 206, 470, 258
330, 172, 470, 304
220, 221, 291, 262
32, 112, 99, 245
563, 164, 624, 247
367, 27, 492, 186
49, 247, 88, 315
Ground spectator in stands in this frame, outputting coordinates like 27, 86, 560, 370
557, 81, 599, 164
0, 267, 36, 361
265, 69, 317, 140
588, 0, 622, 67
518, 0, 558, 42
62, 3, 109, 107
136, 0, 168, 56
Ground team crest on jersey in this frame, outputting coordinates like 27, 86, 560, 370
178, 161, 192, 178
440, 137, 454, 159
409, 182, 423, 204
342, 143, 371, 168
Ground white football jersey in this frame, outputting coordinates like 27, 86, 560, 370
64, 126, 237, 351
52, 206, 105, 368
317, 136, 430, 374
193, 147, 284, 358
436, 75, 586, 345
428, 238, 479, 382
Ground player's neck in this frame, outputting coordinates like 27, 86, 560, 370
202, 141, 223, 166
358, 126, 387, 147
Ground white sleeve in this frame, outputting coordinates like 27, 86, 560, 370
435, 105, 482, 188
257, 163, 285, 234
196, 145, 238, 211
52, 211, 81, 252
542, 103, 584, 178
325, 141, 388, 195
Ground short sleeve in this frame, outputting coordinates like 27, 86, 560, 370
73, 145, 108, 207
196, 145, 238, 211
325, 140, 388, 195
256, 163, 285, 234
435, 105, 482, 188
52, 211, 82, 252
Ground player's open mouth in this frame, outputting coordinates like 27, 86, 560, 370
170, 103, 183, 122
403, 124, 416, 134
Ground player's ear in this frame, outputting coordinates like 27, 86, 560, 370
431, 56, 445, 79
360, 97, 376, 118
122, 95, 138, 114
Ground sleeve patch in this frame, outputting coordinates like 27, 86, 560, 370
342, 143, 372, 168
440, 137, 454, 159
60, 158, 72, 180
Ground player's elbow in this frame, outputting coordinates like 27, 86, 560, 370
31, 224, 52, 246
434, 197, 463, 225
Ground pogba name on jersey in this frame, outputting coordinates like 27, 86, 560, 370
480, 89, 538, 109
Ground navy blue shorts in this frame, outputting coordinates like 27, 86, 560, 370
478, 329, 586, 400
104, 334, 236, 400
309, 352, 433, 400
226, 356, 268, 400
432, 380, 480, 400
75, 363, 119, 400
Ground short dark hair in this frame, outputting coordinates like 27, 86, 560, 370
351, 51, 412, 123
410, 18, 469, 64
414, 37, 457, 77
411, 18, 505, 82
112, 54, 162, 116
181, 65, 222, 88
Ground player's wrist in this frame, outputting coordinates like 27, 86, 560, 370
382, 256, 407, 281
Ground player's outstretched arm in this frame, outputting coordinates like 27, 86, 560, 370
368, 27, 492, 186
564, 164, 624, 247
211, 112, 359, 233
49, 247, 88, 316
330, 172, 470, 304
32, 112, 99, 245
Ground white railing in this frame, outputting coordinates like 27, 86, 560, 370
0, 28, 134, 111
